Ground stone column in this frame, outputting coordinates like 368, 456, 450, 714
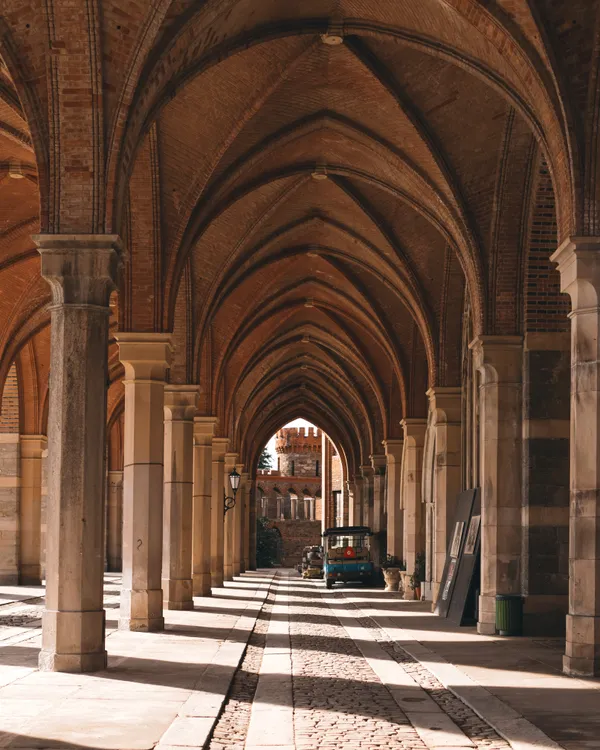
401, 419, 427, 600
0, 434, 20, 585
321, 437, 334, 531
162, 386, 198, 610
117, 331, 173, 632
427, 388, 462, 602
383, 439, 404, 560
232, 462, 244, 576
470, 335, 523, 635
106, 470, 123, 572
348, 476, 362, 525
192, 417, 217, 597
241, 471, 250, 573
223, 452, 237, 581
360, 465, 374, 528
211, 438, 228, 587
552, 238, 600, 676
18, 435, 46, 584
370, 454, 386, 563
34, 234, 121, 672
248, 481, 257, 570
40, 448, 48, 580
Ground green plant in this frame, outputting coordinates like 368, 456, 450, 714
381, 554, 406, 570
410, 552, 426, 590
257, 449, 273, 470
256, 516, 281, 567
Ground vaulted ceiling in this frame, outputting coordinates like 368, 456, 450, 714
0, 0, 596, 472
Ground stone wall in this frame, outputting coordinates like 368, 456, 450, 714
274, 520, 322, 567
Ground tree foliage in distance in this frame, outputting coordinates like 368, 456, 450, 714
257, 448, 273, 470
256, 516, 281, 568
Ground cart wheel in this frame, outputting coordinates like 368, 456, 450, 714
326, 580, 333, 589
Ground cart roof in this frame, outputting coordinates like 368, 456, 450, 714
322, 526, 373, 537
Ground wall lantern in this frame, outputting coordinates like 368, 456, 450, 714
224, 468, 241, 516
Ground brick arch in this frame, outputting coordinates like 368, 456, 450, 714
112, 7, 574, 244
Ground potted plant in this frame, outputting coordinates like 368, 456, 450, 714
381, 555, 406, 592
410, 552, 426, 600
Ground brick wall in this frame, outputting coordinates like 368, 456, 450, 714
0, 362, 20, 583
274, 520, 322, 567
525, 160, 569, 333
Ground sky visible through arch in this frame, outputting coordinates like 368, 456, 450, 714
265, 418, 316, 464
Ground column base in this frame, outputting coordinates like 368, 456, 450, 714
193, 573, 212, 597
564, 614, 600, 677
39, 609, 106, 672
0, 573, 19, 585
162, 578, 193, 610
19, 564, 42, 586
477, 594, 497, 634
39, 649, 107, 673
563, 654, 600, 678
164, 600, 194, 611
233, 563, 241, 577
211, 572, 224, 587
119, 587, 164, 632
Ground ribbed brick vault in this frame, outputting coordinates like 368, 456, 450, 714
1, 0, 600, 677
1, 0, 596, 474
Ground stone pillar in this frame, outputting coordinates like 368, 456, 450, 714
34, 234, 121, 672
18, 435, 46, 585
211, 438, 228, 587
552, 238, 600, 676
233, 462, 244, 576
349, 476, 362, 526
117, 331, 173, 632
40, 448, 48, 580
192, 417, 217, 597
241, 471, 250, 572
360, 465, 374, 528
248, 481, 257, 570
322, 437, 334, 531
106, 470, 123, 572
470, 335, 523, 635
370, 455, 386, 564
522, 333, 570, 635
0, 434, 20, 585
383, 439, 404, 560
162, 386, 198, 610
223, 452, 237, 581
427, 388, 462, 602
401, 419, 427, 599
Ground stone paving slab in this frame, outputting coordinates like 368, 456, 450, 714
340, 590, 580, 750
0, 571, 275, 750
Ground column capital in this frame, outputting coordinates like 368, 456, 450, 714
383, 439, 404, 461
401, 418, 427, 445
164, 385, 199, 421
212, 437, 229, 460
33, 234, 123, 307
427, 387, 462, 424
117, 332, 173, 380
551, 236, 600, 308
19, 435, 47, 457
370, 453, 386, 474
469, 335, 523, 384
360, 464, 374, 478
194, 416, 217, 444
224, 452, 238, 470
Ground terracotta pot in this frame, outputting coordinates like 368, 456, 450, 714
383, 567, 401, 592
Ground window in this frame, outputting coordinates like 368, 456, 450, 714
291, 460, 295, 476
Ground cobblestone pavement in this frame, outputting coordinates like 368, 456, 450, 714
207, 573, 518, 750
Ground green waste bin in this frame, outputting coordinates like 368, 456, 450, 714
495, 594, 523, 636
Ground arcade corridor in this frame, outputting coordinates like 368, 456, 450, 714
0, 571, 597, 750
